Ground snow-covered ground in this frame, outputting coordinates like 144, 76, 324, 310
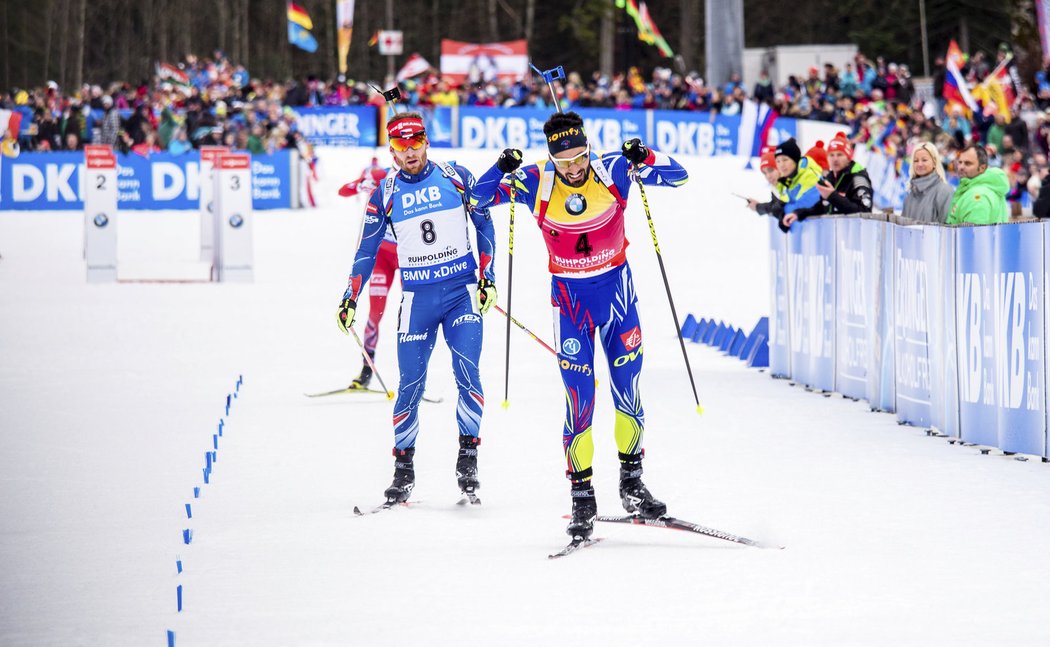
2, 147, 1050, 646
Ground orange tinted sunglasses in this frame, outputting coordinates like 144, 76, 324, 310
389, 134, 427, 152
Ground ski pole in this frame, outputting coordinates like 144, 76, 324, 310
530, 64, 565, 113
502, 184, 517, 409
495, 304, 556, 356
349, 326, 394, 400
632, 171, 704, 415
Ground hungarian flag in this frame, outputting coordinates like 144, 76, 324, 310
396, 53, 432, 82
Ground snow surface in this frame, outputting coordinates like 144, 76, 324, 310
2, 147, 1050, 646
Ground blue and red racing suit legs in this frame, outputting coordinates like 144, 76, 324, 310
472, 147, 687, 479
345, 160, 495, 450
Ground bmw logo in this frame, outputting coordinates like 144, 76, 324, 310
229, 214, 244, 228
93, 213, 109, 228
561, 338, 582, 356
565, 193, 587, 215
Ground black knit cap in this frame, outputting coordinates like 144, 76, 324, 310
774, 138, 801, 164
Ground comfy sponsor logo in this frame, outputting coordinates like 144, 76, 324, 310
559, 359, 592, 375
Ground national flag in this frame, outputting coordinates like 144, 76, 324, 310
440, 40, 528, 85
617, 0, 674, 57
0, 109, 23, 138
737, 100, 778, 159
943, 45, 977, 116
368, 32, 379, 47
396, 53, 432, 82
946, 39, 967, 72
156, 62, 190, 87
287, 2, 313, 30
289, 22, 318, 52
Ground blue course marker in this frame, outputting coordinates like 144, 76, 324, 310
167, 629, 176, 646
193, 486, 200, 499
182, 529, 192, 544
176, 558, 183, 574
177, 584, 183, 611
185, 503, 192, 519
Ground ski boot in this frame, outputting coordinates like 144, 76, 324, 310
618, 451, 667, 519
566, 472, 597, 540
456, 436, 481, 502
350, 351, 375, 390
384, 447, 415, 504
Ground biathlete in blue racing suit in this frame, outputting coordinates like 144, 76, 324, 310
336, 112, 497, 505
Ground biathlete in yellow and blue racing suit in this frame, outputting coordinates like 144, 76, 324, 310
471, 111, 688, 540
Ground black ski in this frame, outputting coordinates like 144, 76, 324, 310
595, 514, 783, 549
548, 537, 604, 559
306, 386, 443, 403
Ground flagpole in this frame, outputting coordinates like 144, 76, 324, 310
919, 0, 930, 78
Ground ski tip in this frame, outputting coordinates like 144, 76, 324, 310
696, 404, 705, 415
352, 506, 363, 515
501, 400, 509, 409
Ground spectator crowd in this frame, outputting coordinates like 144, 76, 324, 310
4, 44, 1050, 223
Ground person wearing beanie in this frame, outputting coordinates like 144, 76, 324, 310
772, 137, 822, 231
790, 132, 874, 224
804, 140, 828, 172
747, 146, 788, 232
335, 112, 498, 506
470, 110, 690, 543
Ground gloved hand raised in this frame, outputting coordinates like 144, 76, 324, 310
496, 148, 523, 174
336, 296, 357, 334
476, 279, 497, 315
621, 138, 650, 165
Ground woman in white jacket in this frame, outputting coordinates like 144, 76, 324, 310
900, 141, 954, 224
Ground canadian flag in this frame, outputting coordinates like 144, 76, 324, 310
396, 53, 432, 82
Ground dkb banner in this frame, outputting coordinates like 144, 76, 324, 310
835, 218, 877, 400
890, 224, 932, 426
769, 217, 792, 377
924, 226, 960, 437
867, 220, 895, 412
996, 223, 1045, 455
893, 225, 933, 426
786, 217, 835, 392
955, 226, 999, 446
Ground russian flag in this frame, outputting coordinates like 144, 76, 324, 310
737, 99, 778, 160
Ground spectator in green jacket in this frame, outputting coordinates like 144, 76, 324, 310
947, 144, 1009, 225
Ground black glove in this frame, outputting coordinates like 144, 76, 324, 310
621, 138, 649, 165
496, 148, 523, 174
336, 296, 357, 334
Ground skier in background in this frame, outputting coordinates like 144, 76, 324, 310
470, 111, 688, 542
339, 156, 398, 389
336, 113, 497, 505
